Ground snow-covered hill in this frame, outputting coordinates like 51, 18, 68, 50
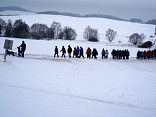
1, 14, 155, 43
0, 14, 156, 117
0, 10, 37, 16
0, 6, 36, 16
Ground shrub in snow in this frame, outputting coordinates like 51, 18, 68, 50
105, 28, 117, 42
83, 26, 99, 42
138, 41, 152, 48
62, 26, 77, 40
129, 33, 145, 45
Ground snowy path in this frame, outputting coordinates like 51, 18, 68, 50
0, 54, 156, 117
0, 82, 156, 111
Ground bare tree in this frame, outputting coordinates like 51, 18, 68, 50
129, 33, 145, 45
83, 26, 99, 42
105, 28, 117, 42
50, 21, 62, 39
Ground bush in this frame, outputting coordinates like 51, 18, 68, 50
62, 26, 77, 40
138, 41, 152, 48
88, 37, 99, 42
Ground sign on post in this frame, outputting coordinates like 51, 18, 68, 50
4, 39, 13, 50
4, 39, 13, 62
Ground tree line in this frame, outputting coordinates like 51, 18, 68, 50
0, 18, 118, 42
0, 17, 149, 46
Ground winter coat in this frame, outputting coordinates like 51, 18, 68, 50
60, 47, 66, 54
76, 48, 80, 54
101, 49, 105, 55
80, 48, 83, 54
73, 48, 77, 55
92, 49, 98, 56
20, 42, 26, 52
86, 49, 90, 54
68, 47, 72, 53
55, 47, 58, 53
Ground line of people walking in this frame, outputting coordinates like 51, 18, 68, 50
137, 49, 156, 59
111, 49, 130, 60
54, 45, 101, 59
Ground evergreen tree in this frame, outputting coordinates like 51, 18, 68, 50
5, 20, 13, 37
12, 19, 29, 38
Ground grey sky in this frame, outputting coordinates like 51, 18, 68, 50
1, 0, 156, 21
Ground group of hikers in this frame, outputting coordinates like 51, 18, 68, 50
54, 45, 100, 59
111, 49, 130, 60
13, 41, 156, 60
137, 49, 156, 59
54, 45, 131, 60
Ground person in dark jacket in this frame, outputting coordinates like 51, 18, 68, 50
54, 46, 59, 58
118, 50, 122, 59
79, 46, 84, 58
101, 48, 105, 59
111, 49, 115, 59
126, 49, 130, 59
17, 46, 21, 57
60, 46, 66, 58
92, 48, 98, 59
19, 41, 26, 57
67, 45, 72, 58
122, 50, 125, 59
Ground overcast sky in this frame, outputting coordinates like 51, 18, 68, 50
1, 0, 156, 21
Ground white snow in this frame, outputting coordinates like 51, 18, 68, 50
1, 14, 155, 43
0, 14, 156, 117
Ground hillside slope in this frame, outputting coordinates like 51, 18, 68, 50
0, 14, 155, 43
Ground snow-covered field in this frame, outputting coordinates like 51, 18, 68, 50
1, 14, 155, 43
0, 37, 156, 117
0, 14, 156, 117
